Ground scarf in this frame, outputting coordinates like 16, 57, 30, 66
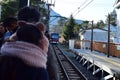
1, 41, 47, 69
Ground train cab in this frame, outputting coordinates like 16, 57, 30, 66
50, 33, 59, 44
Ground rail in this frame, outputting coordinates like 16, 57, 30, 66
52, 44, 87, 80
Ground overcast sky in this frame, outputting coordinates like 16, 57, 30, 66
50, 0, 115, 23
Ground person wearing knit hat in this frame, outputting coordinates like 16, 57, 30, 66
0, 23, 49, 80
0, 6, 49, 80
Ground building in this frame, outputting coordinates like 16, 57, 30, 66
79, 25, 117, 49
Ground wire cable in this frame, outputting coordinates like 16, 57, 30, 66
73, 0, 94, 17
72, 0, 88, 15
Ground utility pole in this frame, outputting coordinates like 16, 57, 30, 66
46, 3, 54, 32
107, 14, 110, 57
91, 20, 94, 52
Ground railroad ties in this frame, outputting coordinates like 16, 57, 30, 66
52, 45, 87, 80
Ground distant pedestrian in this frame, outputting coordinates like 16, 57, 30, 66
0, 23, 49, 80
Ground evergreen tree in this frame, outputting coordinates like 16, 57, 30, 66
95, 20, 105, 28
62, 15, 75, 40
0, 0, 18, 21
110, 9, 117, 26
0, 0, 48, 22
80, 21, 89, 29
105, 9, 117, 26
73, 24, 80, 39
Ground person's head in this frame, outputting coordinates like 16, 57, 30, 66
18, 6, 40, 23
16, 23, 43, 45
0, 23, 5, 34
3, 17, 17, 31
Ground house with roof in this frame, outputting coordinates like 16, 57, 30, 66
79, 28, 108, 49
80, 29, 107, 42
79, 25, 117, 49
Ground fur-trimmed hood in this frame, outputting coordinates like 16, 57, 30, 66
1, 41, 47, 69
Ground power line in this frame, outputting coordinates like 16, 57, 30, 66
72, 0, 88, 15
73, 0, 94, 17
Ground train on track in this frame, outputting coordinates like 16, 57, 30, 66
50, 33, 59, 44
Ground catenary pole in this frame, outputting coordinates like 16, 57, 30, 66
91, 20, 94, 52
107, 14, 110, 57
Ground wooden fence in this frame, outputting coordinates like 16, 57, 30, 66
74, 40, 120, 57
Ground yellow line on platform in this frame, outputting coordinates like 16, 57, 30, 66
93, 54, 120, 68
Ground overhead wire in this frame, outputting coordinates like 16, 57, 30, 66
73, 0, 94, 17
72, 0, 88, 16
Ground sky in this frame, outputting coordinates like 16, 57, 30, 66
50, 0, 116, 23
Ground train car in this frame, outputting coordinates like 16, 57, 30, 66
50, 33, 59, 44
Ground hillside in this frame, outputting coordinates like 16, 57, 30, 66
50, 9, 83, 27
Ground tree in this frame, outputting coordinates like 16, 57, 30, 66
0, 0, 48, 23
73, 24, 80, 39
62, 15, 76, 40
80, 21, 90, 29
0, 0, 18, 21
105, 9, 117, 26
95, 20, 105, 28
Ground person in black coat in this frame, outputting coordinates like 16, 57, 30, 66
0, 23, 49, 80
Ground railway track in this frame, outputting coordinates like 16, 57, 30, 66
52, 44, 87, 80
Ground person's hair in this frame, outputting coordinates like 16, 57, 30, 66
3, 17, 17, 28
18, 6, 40, 22
16, 24, 43, 45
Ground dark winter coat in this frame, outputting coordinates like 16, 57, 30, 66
0, 38, 49, 80
0, 56, 49, 80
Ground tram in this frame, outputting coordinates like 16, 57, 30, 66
50, 33, 59, 44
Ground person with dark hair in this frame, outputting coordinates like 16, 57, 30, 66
3, 17, 18, 41
8, 6, 57, 80
18, 6, 40, 23
0, 23, 49, 80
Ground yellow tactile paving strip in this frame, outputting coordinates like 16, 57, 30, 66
91, 53, 120, 68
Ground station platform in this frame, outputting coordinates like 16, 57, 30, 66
71, 49, 120, 80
